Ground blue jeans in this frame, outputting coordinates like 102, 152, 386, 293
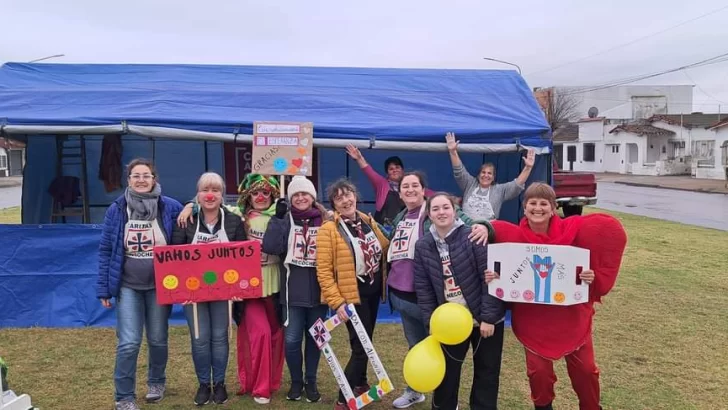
183, 301, 230, 384
114, 287, 172, 402
390, 291, 428, 393
284, 305, 329, 385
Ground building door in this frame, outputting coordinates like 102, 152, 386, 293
553, 144, 564, 170
566, 145, 576, 171
603, 144, 621, 173
9, 149, 23, 176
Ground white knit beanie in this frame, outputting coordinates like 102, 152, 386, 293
287, 176, 317, 201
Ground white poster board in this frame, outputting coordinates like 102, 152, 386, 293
487, 243, 590, 306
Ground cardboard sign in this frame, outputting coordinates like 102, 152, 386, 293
487, 243, 590, 306
153, 240, 263, 305
309, 304, 394, 409
252, 121, 313, 176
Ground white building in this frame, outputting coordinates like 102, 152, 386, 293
556, 113, 728, 180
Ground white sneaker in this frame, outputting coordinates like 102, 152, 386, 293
392, 390, 426, 408
254, 396, 271, 404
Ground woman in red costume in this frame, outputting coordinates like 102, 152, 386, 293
485, 182, 627, 410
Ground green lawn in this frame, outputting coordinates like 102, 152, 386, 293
0, 208, 726, 409
0, 206, 20, 223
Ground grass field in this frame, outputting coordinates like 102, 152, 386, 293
1, 207, 727, 409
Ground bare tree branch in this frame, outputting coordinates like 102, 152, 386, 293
546, 89, 581, 131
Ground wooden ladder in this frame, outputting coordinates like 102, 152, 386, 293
50, 136, 90, 223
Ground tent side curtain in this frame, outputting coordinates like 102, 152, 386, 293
0, 63, 550, 146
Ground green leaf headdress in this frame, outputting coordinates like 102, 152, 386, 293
237, 173, 280, 210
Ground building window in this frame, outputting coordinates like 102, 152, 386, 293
691, 140, 715, 167
0, 154, 7, 170
583, 143, 595, 162
671, 141, 686, 158
611, 145, 620, 153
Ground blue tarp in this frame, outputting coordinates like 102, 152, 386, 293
0, 63, 550, 145
0, 62, 542, 328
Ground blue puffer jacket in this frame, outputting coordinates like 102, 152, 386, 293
414, 224, 504, 329
96, 194, 183, 299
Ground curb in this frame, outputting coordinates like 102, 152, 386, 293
613, 181, 728, 195
0, 182, 21, 188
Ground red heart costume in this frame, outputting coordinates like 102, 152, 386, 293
491, 213, 627, 410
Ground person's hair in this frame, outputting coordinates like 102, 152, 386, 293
425, 191, 457, 214
398, 171, 428, 191
384, 156, 404, 172
196, 172, 225, 195
479, 162, 496, 176
523, 182, 557, 209
326, 178, 359, 209
126, 158, 157, 178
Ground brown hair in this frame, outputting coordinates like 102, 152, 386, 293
326, 178, 359, 209
523, 182, 557, 209
425, 191, 456, 214
398, 171, 428, 191
126, 158, 157, 178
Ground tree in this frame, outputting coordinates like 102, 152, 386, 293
534, 87, 581, 131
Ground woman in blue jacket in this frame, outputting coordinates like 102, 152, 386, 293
96, 158, 183, 410
413, 192, 505, 410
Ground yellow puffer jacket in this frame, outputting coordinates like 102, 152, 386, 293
316, 211, 390, 310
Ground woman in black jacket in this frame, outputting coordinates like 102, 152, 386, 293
413, 192, 505, 410
261, 176, 331, 403
171, 172, 246, 406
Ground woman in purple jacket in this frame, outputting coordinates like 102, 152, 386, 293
414, 192, 505, 410
96, 158, 182, 410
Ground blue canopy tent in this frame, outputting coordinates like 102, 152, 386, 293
0, 63, 551, 328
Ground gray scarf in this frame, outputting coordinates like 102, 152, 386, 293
125, 183, 162, 221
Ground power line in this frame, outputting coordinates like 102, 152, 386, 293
526, 4, 728, 76
682, 69, 728, 104
559, 51, 728, 96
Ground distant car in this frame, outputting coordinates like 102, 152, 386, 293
552, 159, 597, 217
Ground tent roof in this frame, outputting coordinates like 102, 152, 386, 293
0, 63, 550, 146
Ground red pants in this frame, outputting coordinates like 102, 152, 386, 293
236, 297, 284, 398
525, 336, 600, 410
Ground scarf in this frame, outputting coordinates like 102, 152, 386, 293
124, 183, 162, 221
291, 206, 323, 227
246, 202, 276, 220
341, 215, 376, 283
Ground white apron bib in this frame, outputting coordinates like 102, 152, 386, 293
387, 204, 425, 262
124, 208, 167, 259
338, 218, 383, 283
282, 213, 321, 326
192, 210, 230, 244
248, 226, 279, 266
467, 187, 495, 220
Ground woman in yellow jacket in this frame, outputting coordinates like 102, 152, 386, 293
316, 178, 390, 410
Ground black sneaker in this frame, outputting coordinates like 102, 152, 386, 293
304, 382, 321, 403
213, 382, 228, 404
194, 383, 212, 406
286, 382, 304, 401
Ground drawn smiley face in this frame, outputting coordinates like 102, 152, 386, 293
250, 277, 260, 287
554, 292, 566, 304
162, 274, 178, 290
186, 277, 201, 291
523, 290, 535, 302
495, 288, 504, 298
273, 157, 288, 173
223, 269, 239, 284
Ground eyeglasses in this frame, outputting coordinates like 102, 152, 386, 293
251, 190, 271, 198
130, 174, 154, 181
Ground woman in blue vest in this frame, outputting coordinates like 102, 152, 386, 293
96, 158, 183, 410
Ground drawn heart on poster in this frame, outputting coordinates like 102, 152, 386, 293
292, 158, 303, 168
300, 138, 310, 147
297, 147, 307, 155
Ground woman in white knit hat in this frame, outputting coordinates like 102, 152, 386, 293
262, 176, 332, 403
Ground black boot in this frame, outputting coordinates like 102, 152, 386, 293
535, 403, 554, 410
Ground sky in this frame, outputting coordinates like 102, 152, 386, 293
2, 0, 728, 113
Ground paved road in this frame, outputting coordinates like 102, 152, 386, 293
0, 185, 22, 209
596, 182, 728, 231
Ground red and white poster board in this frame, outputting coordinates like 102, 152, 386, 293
487, 243, 590, 306
153, 240, 263, 305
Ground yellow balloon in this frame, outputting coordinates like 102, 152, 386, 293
430, 303, 473, 345
402, 336, 445, 393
